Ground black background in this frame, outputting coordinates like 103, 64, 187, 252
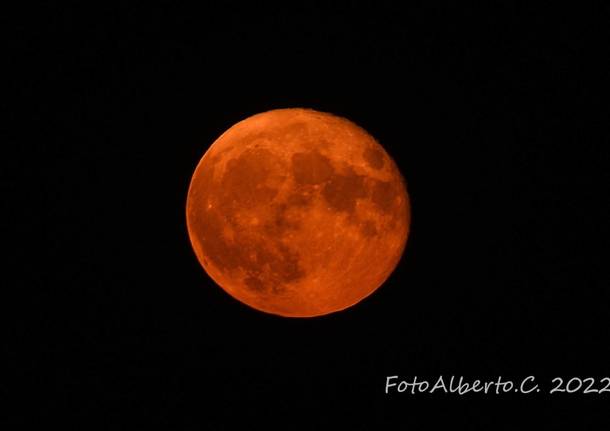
8, 2, 610, 429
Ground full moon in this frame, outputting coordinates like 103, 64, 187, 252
186, 108, 410, 317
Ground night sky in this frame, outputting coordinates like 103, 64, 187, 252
9, 2, 610, 428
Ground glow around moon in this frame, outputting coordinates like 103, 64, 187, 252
186, 108, 410, 317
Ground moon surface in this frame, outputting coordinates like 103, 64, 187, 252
186, 108, 410, 317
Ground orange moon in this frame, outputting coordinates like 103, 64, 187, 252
186, 108, 410, 317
